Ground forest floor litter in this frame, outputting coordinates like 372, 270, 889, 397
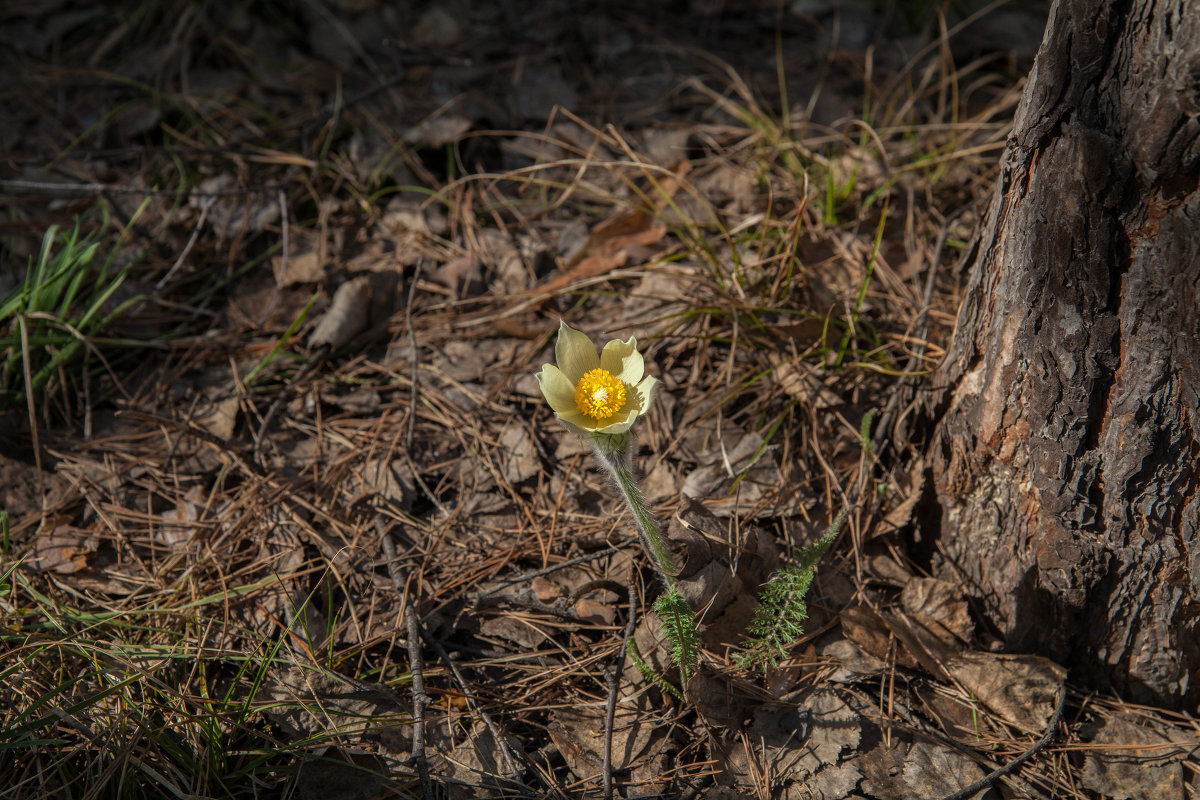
0, 1, 1196, 798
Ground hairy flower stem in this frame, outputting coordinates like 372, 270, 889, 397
591, 433, 676, 588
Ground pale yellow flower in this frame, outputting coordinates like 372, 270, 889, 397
536, 321, 658, 435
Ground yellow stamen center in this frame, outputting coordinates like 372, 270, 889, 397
574, 368, 627, 420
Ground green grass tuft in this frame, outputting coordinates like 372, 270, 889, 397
0, 216, 146, 413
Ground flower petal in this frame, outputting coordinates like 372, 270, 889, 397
557, 409, 599, 430
536, 364, 576, 414
594, 406, 638, 434
554, 321, 599, 382
600, 337, 644, 385
629, 374, 658, 415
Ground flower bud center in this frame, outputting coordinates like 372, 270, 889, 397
574, 368, 626, 420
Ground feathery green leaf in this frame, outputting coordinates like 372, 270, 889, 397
736, 507, 848, 672
654, 586, 698, 689
625, 640, 682, 700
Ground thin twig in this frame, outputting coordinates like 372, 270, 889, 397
934, 685, 1067, 800
603, 565, 638, 800
381, 532, 433, 800
155, 202, 209, 291
406, 262, 422, 453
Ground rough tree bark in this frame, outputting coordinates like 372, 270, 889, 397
926, 0, 1200, 707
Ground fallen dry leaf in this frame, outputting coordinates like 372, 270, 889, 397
794, 762, 863, 799
900, 577, 973, 645
859, 739, 988, 800
947, 651, 1066, 733
1081, 713, 1187, 800
840, 604, 910, 667
308, 277, 372, 350
535, 209, 667, 294
28, 525, 96, 574
535, 162, 688, 295
876, 456, 925, 536
272, 229, 326, 285
548, 696, 664, 780
194, 396, 239, 440
307, 271, 397, 352
497, 423, 540, 484
439, 722, 523, 798
773, 360, 843, 409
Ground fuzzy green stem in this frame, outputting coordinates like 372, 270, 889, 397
591, 434, 676, 585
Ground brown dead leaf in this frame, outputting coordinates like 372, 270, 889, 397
156, 496, 200, 549
325, 388, 381, 414
479, 616, 547, 651
881, 609, 960, 680
572, 597, 615, 625
308, 277, 371, 350
897, 741, 987, 798
680, 426, 768, 499
866, 553, 914, 585
28, 524, 96, 574
439, 722, 523, 799
474, 229, 529, 294
497, 423, 539, 484
666, 497, 780, 649
773, 360, 844, 409
1081, 713, 1188, 800
345, 458, 414, 508
859, 739, 987, 800
531, 576, 562, 603
876, 456, 925, 535
273, 229, 326, 285
194, 396, 239, 440
413, 6, 462, 46
800, 689, 862, 767
536, 209, 667, 294
405, 114, 472, 148
548, 696, 662, 780
840, 604, 911, 666
820, 638, 888, 681
947, 651, 1066, 733
642, 460, 680, 501
191, 174, 280, 238
792, 762, 863, 800
302, 270, 396, 352
746, 688, 863, 787
899, 577, 973, 645
259, 665, 403, 742
914, 686, 983, 741
0, 454, 70, 519
536, 162, 687, 295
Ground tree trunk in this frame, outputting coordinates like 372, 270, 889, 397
926, 0, 1200, 707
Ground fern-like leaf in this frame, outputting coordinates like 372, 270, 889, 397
653, 586, 698, 690
625, 639, 682, 700
736, 507, 848, 673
